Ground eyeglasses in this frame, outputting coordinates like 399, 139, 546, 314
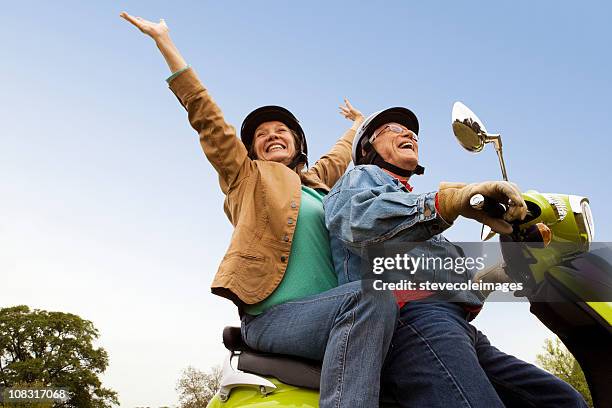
371, 124, 419, 143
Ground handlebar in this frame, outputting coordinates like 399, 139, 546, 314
469, 194, 506, 218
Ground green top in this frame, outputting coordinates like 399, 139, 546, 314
166, 65, 191, 83
244, 186, 338, 315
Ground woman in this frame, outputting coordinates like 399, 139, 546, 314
120, 12, 398, 408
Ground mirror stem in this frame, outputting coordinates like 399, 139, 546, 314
486, 134, 509, 181
495, 148, 509, 181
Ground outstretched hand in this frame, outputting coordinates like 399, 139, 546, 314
339, 98, 364, 123
120, 12, 169, 40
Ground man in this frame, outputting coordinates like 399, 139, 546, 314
323, 107, 587, 407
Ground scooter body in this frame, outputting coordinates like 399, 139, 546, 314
207, 378, 318, 408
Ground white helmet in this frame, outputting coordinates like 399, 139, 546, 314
352, 107, 423, 176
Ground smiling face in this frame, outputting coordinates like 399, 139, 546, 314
252, 121, 297, 165
369, 122, 419, 171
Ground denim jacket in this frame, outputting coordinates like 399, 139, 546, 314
323, 165, 484, 307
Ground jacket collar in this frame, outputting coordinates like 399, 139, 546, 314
382, 168, 413, 191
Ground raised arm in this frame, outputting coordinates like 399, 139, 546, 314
120, 12, 250, 193
308, 98, 364, 187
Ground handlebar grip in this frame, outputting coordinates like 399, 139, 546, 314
470, 194, 506, 218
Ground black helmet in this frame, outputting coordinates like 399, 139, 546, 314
240, 106, 308, 166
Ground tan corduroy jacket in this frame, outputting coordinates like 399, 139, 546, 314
168, 68, 356, 308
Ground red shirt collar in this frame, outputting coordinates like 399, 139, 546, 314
382, 169, 413, 192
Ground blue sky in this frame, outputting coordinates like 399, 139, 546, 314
1, 1, 611, 406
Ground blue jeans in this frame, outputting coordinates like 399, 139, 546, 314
381, 301, 587, 408
241, 280, 398, 408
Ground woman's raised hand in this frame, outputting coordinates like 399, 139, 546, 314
120, 12, 186, 72
120, 12, 169, 40
339, 98, 364, 123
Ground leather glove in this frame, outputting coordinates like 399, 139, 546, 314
437, 181, 527, 234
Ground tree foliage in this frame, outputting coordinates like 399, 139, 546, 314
176, 365, 221, 408
0, 305, 118, 407
536, 337, 593, 407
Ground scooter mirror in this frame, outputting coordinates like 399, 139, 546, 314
452, 101, 488, 153
451, 101, 509, 181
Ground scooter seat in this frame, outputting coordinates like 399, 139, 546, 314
238, 351, 322, 390
222, 326, 322, 390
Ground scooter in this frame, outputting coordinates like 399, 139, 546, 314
453, 101, 611, 408
206, 103, 611, 408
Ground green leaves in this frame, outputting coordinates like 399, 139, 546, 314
536, 337, 593, 408
0, 306, 118, 407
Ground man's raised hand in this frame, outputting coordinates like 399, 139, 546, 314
339, 98, 364, 123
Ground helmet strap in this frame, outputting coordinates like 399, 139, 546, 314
287, 151, 308, 170
360, 143, 424, 177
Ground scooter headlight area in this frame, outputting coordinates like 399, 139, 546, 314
556, 194, 594, 248
520, 192, 594, 252
571, 196, 595, 243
